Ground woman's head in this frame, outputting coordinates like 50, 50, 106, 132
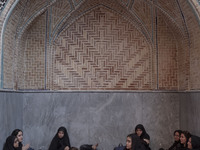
187, 135, 200, 149
126, 135, 132, 150
173, 130, 182, 142
135, 124, 146, 137
57, 127, 67, 139
180, 131, 191, 147
11, 129, 23, 143
3, 136, 19, 150
126, 134, 140, 150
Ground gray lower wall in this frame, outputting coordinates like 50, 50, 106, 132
22, 92, 180, 150
2, 91, 199, 150
0, 92, 23, 150
180, 92, 200, 136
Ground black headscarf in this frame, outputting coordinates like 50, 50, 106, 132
169, 130, 182, 150
3, 136, 18, 150
135, 124, 150, 140
11, 129, 23, 150
190, 135, 200, 150
181, 131, 191, 148
48, 127, 71, 150
124, 134, 146, 150
134, 124, 151, 150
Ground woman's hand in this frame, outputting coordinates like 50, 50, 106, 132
143, 139, 150, 144
92, 143, 98, 150
22, 144, 30, 150
64, 146, 69, 150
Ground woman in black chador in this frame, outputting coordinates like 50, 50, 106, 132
168, 130, 182, 150
180, 131, 191, 150
48, 127, 71, 150
134, 124, 151, 150
124, 134, 146, 150
3, 135, 19, 150
11, 129, 30, 150
188, 135, 200, 150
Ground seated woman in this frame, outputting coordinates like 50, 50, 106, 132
3, 135, 19, 150
134, 124, 151, 150
124, 134, 146, 150
187, 135, 200, 150
48, 127, 71, 150
168, 130, 182, 150
11, 129, 30, 150
80, 144, 98, 150
180, 131, 191, 150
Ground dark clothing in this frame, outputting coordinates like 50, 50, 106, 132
80, 144, 93, 150
3, 136, 18, 150
11, 129, 23, 150
191, 135, 200, 150
48, 127, 71, 150
168, 141, 182, 150
134, 124, 151, 150
179, 145, 189, 150
124, 134, 146, 150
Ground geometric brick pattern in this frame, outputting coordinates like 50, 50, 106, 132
50, 0, 71, 35
132, 0, 152, 40
53, 6, 152, 90
1, 0, 200, 91
119, 0, 130, 7
157, 12, 178, 90
181, 0, 200, 90
22, 12, 46, 89
72, 0, 83, 7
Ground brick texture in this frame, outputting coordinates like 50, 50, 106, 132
52, 7, 152, 90
0, 0, 200, 91
22, 12, 46, 89
157, 11, 178, 90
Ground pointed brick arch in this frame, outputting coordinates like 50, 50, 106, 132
51, 6, 152, 90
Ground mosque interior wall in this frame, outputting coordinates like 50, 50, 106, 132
1, 0, 200, 150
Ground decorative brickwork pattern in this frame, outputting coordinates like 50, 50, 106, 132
132, 0, 152, 40
1, 0, 200, 91
3, 3, 22, 89
157, 0, 186, 32
50, 0, 71, 36
157, 12, 178, 90
119, 0, 130, 7
180, 1, 200, 90
72, 0, 84, 7
16, 32, 27, 89
23, 12, 46, 89
16, 0, 49, 36
52, 7, 152, 90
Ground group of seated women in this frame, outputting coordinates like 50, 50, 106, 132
164, 130, 200, 150
3, 127, 97, 150
3, 125, 200, 150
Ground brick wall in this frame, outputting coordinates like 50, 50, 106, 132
180, 1, 200, 90
0, 0, 200, 91
23, 12, 46, 90
52, 6, 152, 90
157, 11, 178, 90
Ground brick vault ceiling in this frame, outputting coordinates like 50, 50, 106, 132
2, 0, 199, 42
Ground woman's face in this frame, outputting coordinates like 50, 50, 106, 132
58, 131, 64, 139
13, 138, 19, 148
126, 137, 132, 150
187, 137, 192, 149
174, 132, 180, 142
180, 133, 187, 145
17, 131, 23, 143
136, 129, 142, 137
